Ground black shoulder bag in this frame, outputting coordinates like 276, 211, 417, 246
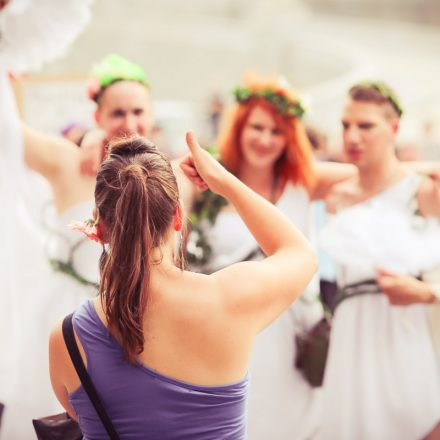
295, 280, 381, 387
32, 314, 120, 440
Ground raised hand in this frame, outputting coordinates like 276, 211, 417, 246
79, 129, 107, 177
180, 131, 231, 196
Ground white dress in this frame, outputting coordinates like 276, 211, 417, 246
0, 1, 92, 436
319, 174, 440, 440
0, 72, 24, 411
2, 200, 101, 439
193, 184, 323, 440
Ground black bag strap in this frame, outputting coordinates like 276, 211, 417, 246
332, 279, 381, 312
62, 313, 120, 440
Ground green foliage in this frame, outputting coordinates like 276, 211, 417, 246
356, 81, 403, 117
233, 86, 305, 118
186, 189, 228, 265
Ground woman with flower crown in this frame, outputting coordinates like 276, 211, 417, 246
187, 75, 440, 439
185, 74, 361, 439
5, 53, 154, 438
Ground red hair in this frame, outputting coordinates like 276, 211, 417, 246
218, 97, 316, 191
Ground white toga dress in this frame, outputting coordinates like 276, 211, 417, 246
2, 200, 100, 439
0, 1, 92, 437
319, 174, 440, 440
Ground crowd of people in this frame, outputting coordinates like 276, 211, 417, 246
1, 1, 440, 439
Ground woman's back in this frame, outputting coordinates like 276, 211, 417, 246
139, 270, 254, 385
49, 134, 316, 439
71, 300, 249, 439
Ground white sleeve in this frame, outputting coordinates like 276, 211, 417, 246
0, 0, 93, 73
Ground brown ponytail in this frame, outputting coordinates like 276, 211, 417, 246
95, 136, 179, 363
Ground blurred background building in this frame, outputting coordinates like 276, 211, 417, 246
17, 0, 440, 158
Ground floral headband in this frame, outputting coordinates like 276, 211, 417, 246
232, 76, 306, 118
355, 81, 403, 117
69, 210, 106, 244
87, 53, 149, 102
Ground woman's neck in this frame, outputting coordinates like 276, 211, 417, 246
150, 235, 181, 272
238, 164, 276, 199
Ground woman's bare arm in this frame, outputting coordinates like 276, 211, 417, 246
311, 161, 357, 200
311, 159, 440, 201
181, 132, 318, 333
22, 123, 80, 185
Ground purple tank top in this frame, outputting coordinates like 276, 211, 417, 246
69, 300, 249, 439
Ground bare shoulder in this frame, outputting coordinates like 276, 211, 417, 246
48, 319, 69, 394
417, 176, 440, 220
49, 318, 73, 381
49, 318, 79, 420
158, 270, 224, 319
325, 177, 360, 214
174, 265, 268, 324
49, 318, 65, 360
49, 314, 85, 391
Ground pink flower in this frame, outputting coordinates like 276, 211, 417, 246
87, 78, 101, 101
69, 219, 103, 244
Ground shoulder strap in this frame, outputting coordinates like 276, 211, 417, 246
332, 279, 381, 312
62, 313, 120, 440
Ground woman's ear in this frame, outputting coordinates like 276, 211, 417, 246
391, 119, 400, 135
173, 201, 183, 231
94, 109, 101, 125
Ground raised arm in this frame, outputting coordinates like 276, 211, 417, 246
311, 160, 357, 200
311, 159, 440, 201
22, 123, 95, 213
181, 132, 318, 333
22, 123, 81, 182
403, 160, 440, 178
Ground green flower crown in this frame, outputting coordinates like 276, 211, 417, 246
88, 54, 149, 102
233, 86, 306, 118
357, 81, 403, 117
93, 53, 148, 87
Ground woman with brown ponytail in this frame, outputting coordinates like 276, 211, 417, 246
49, 132, 317, 439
